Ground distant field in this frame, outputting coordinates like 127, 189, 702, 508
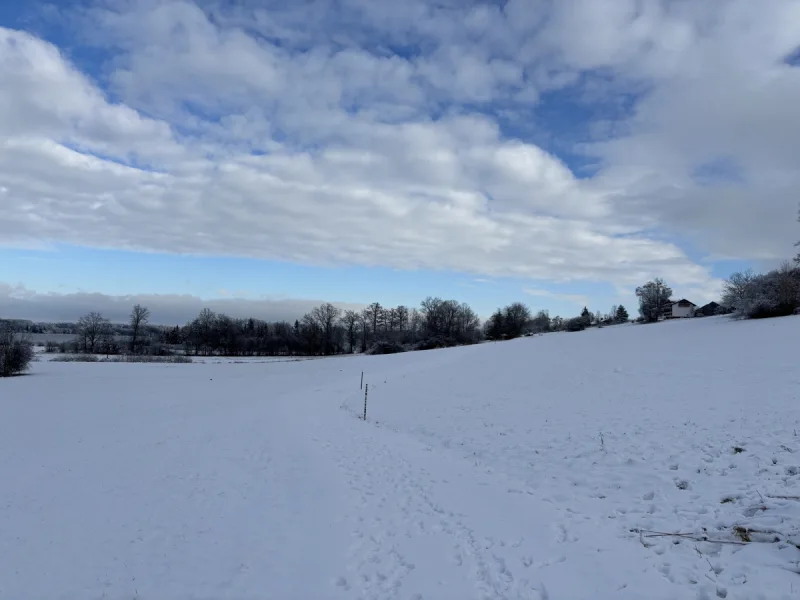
1, 316, 798, 599
18, 333, 77, 344
16, 333, 129, 345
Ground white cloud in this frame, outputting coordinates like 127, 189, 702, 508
2, 0, 797, 297
0, 27, 182, 165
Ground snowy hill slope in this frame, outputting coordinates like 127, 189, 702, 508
1, 316, 799, 599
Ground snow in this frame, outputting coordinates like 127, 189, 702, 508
2, 315, 799, 599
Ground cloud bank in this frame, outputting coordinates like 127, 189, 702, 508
1, 0, 798, 301
0, 284, 364, 325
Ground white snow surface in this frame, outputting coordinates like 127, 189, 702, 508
2, 316, 799, 599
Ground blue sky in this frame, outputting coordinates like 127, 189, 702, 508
1, 0, 799, 323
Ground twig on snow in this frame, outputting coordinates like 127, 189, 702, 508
630, 528, 747, 545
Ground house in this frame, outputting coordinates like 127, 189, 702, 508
663, 299, 697, 319
696, 301, 723, 317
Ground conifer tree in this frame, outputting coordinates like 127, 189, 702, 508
615, 305, 629, 322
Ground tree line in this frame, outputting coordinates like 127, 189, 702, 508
3, 292, 640, 376
40, 297, 483, 358
484, 302, 630, 339
35, 296, 634, 360
169, 297, 483, 357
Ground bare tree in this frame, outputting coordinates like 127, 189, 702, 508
635, 278, 673, 323
503, 302, 531, 338
310, 302, 342, 355
340, 310, 360, 353
395, 305, 409, 334
531, 309, 550, 333
419, 296, 444, 336
409, 308, 423, 339
363, 302, 383, 341
129, 304, 150, 354
418, 297, 481, 343
78, 311, 109, 353
721, 269, 756, 310
196, 308, 217, 355
301, 313, 322, 354
359, 310, 369, 353
457, 303, 481, 340
774, 261, 800, 308
727, 262, 800, 318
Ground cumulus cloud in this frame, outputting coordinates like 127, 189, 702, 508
0, 283, 365, 324
1, 0, 797, 295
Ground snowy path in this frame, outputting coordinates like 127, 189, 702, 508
278, 361, 678, 599
317, 410, 670, 600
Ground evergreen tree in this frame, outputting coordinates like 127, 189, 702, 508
485, 309, 506, 340
615, 305, 629, 322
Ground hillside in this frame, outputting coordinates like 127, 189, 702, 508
1, 316, 799, 599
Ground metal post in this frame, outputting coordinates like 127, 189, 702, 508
363, 384, 369, 421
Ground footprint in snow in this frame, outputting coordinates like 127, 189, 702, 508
521, 556, 533, 568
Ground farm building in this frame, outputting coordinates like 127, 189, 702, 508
663, 299, 697, 319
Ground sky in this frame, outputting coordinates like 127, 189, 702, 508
1, 0, 798, 325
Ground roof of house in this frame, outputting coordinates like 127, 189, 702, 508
670, 299, 696, 306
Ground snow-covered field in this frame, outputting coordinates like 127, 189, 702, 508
1, 316, 799, 599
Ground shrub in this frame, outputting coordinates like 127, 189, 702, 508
51, 354, 99, 363
58, 341, 80, 354
103, 355, 193, 364
413, 336, 462, 351
565, 317, 586, 332
366, 340, 406, 355
0, 326, 34, 376
52, 354, 192, 364
723, 263, 800, 319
